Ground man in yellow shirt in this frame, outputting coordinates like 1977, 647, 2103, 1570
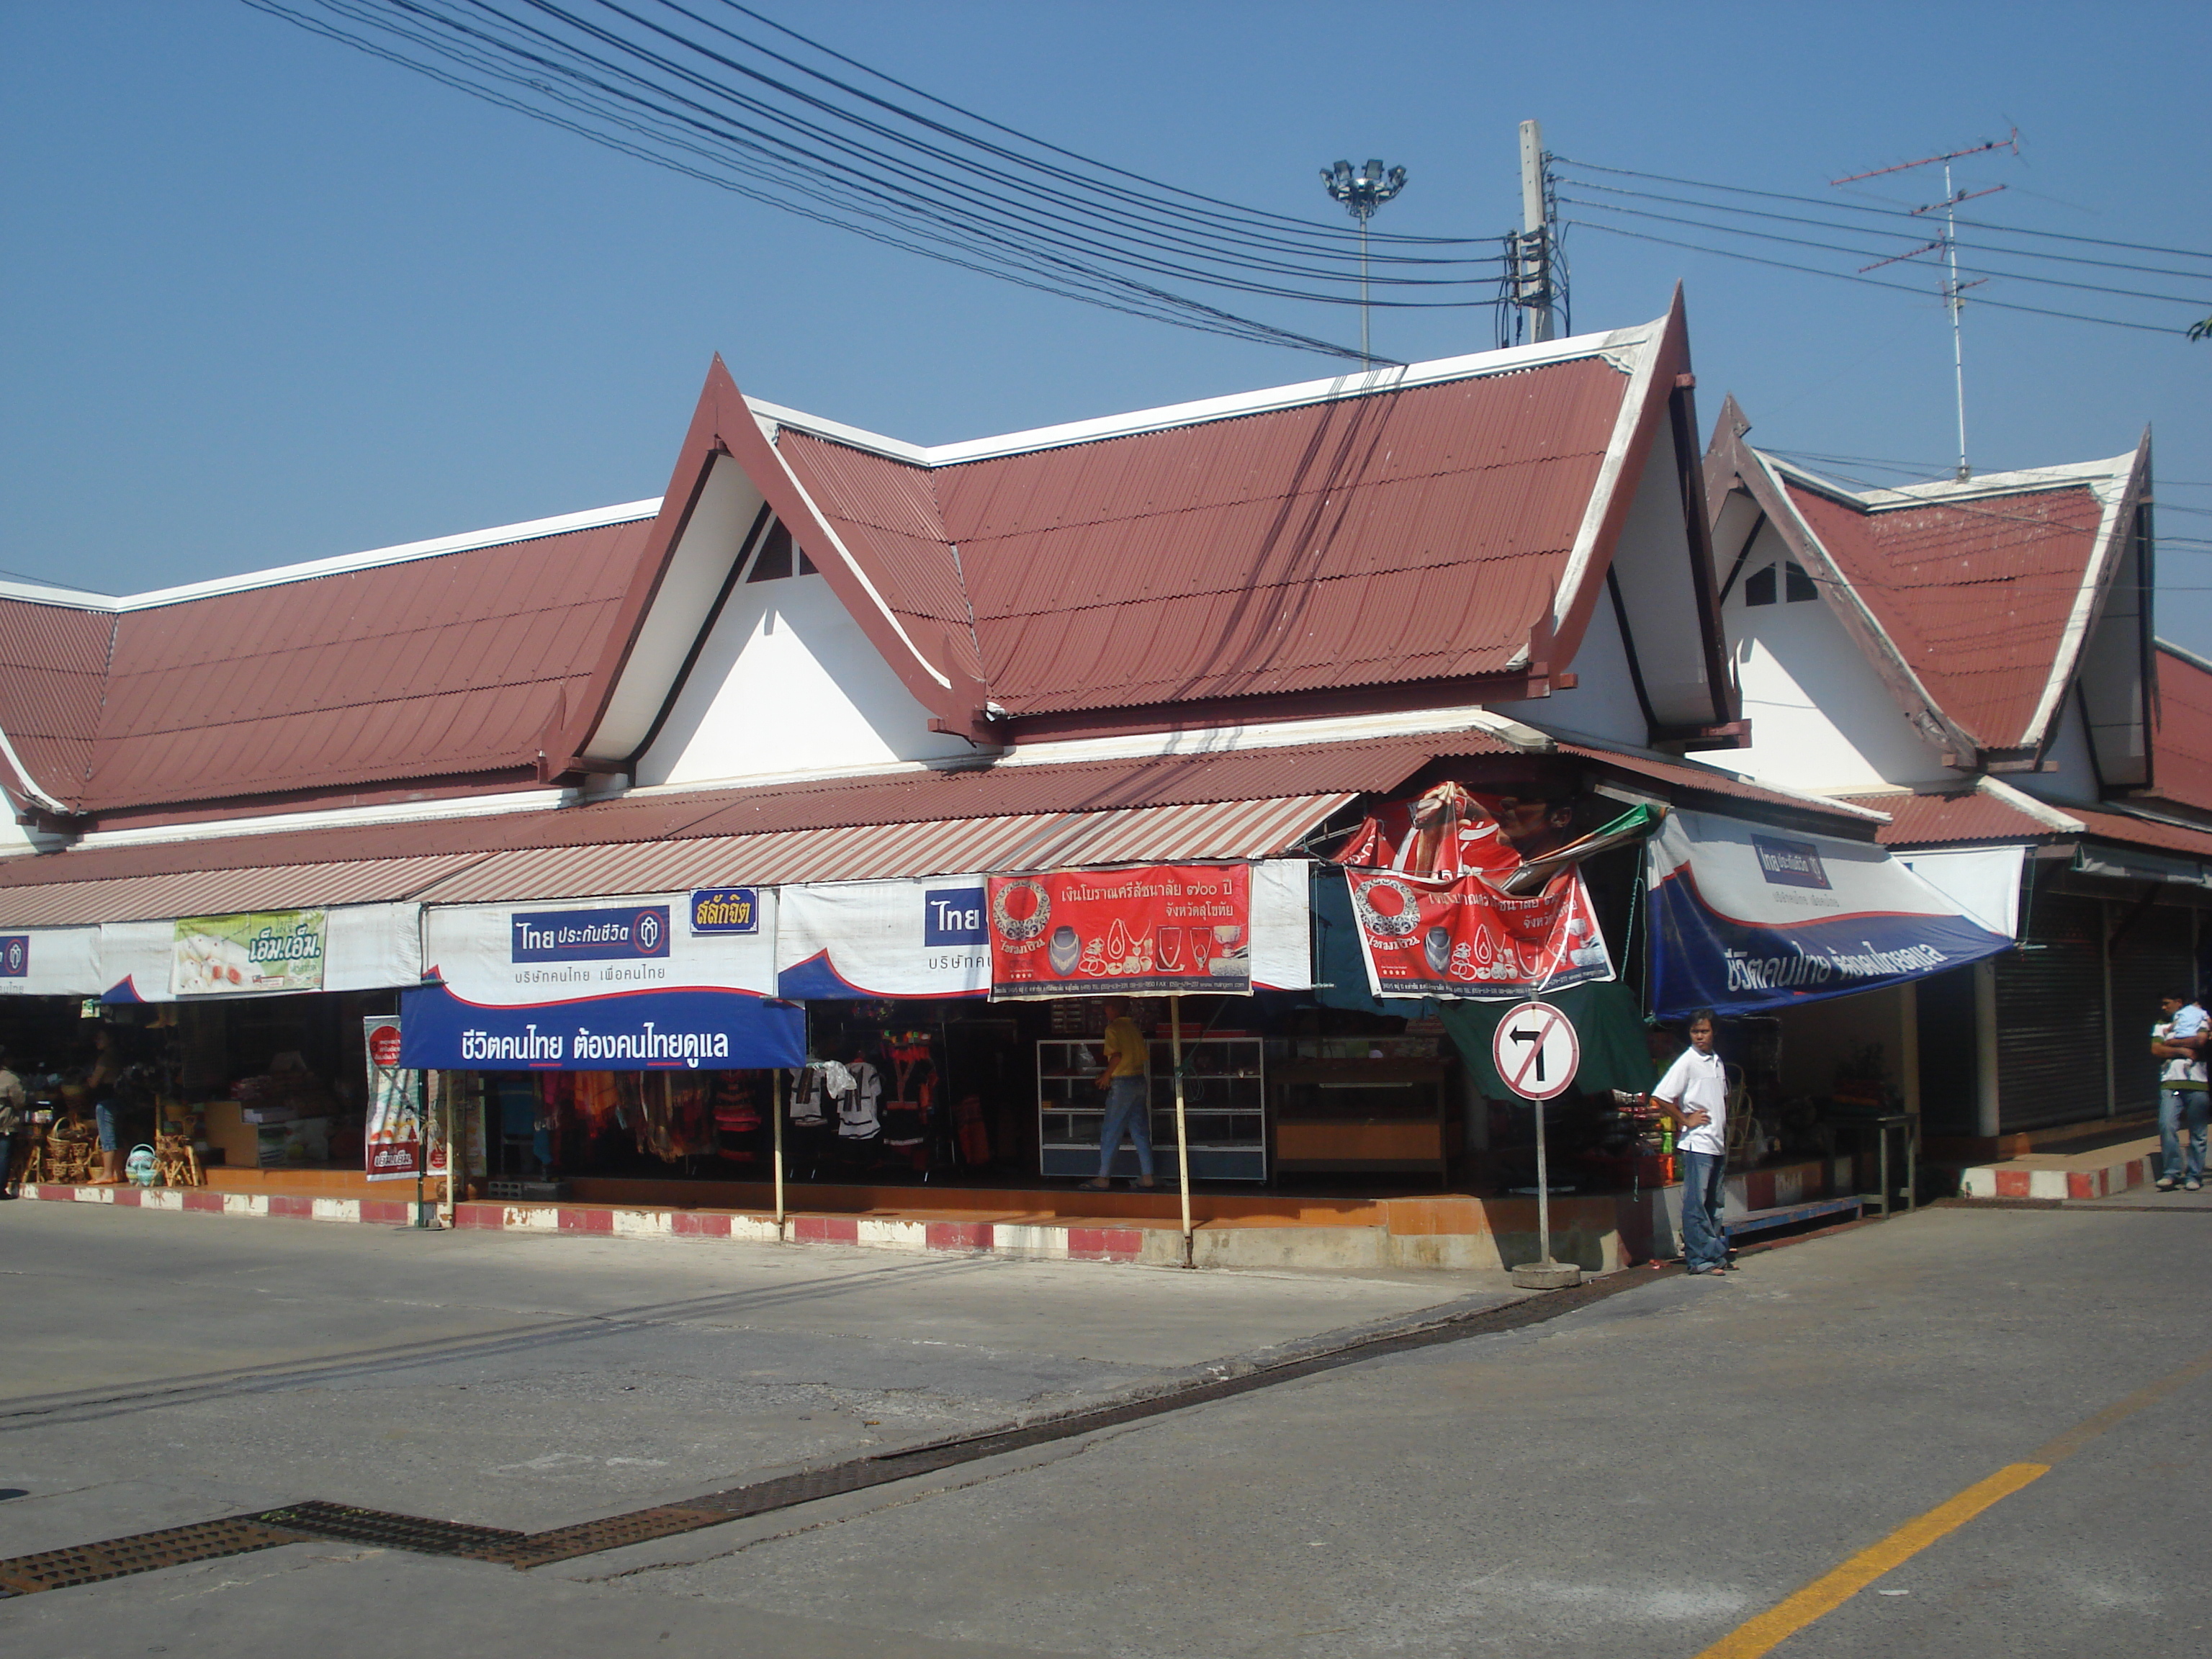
1079, 998, 1154, 1191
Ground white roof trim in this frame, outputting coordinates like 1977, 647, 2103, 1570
1548, 318, 1668, 642
2158, 637, 2212, 678
69, 786, 582, 852
1976, 775, 2087, 833
0, 500, 665, 614
750, 320, 1657, 468
1763, 451, 2138, 513
2018, 441, 2147, 750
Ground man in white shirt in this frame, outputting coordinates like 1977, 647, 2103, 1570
2152, 990, 2208, 1192
1652, 1010, 1732, 1274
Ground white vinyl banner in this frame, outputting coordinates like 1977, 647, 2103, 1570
775, 862, 1313, 999
100, 904, 423, 1002
1895, 845, 2027, 940
423, 891, 778, 1004
0, 926, 102, 997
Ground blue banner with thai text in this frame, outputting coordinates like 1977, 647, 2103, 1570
397, 984, 804, 1071
1647, 809, 2013, 1020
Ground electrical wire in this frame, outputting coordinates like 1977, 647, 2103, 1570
246, 0, 1512, 367
1555, 156, 2212, 265
1569, 221, 2184, 336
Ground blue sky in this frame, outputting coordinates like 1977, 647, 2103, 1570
3, 1, 2206, 648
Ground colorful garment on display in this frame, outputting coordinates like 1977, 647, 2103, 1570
952, 1094, 990, 1166
835, 1061, 883, 1141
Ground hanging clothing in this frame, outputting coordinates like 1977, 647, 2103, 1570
836, 1061, 883, 1141
789, 1067, 829, 1127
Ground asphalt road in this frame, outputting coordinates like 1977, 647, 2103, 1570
2, 1197, 2208, 1658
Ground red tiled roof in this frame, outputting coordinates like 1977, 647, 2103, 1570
0, 519, 652, 817
0, 597, 114, 803
2072, 805, 2212, 862
939, 359, 1629, 715
2149, 645, 2212, 812
1781, 478, 2109, 751
1852, 788, 2059, 846
0, 724, 1874, 915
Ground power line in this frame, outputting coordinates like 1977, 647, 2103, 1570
1556, 193, 2211, 308
1555, 155, 2212, 264
1570, 221, 2183, 336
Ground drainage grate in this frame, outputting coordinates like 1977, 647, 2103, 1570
1, 1265, 1671, 1592
490, 1505, 733, 1568
256, 1501, 526, 1557
0, 1517, 307, 1597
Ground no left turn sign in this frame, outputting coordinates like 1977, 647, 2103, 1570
1491, 1000, 1580, 1102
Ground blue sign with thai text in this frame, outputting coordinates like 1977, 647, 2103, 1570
922, 887, 986, 945
689, 888, 760, 934
397, 984, 804, 1071
510, 906, 670, 963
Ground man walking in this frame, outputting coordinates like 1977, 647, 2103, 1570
2152, 989, 2208, 1192
1079, 998, 1155, 1192
1653, 1010, 1731, 1274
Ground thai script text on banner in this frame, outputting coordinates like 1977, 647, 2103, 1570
174, 910, 327, 997
1346, 867, 1613, 999
986, 865, 1251, 999
1645, 809, 2012, 1018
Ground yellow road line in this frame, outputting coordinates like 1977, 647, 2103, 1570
1691, 1464, 2046, 1659
1691, 1346, 2212, 1659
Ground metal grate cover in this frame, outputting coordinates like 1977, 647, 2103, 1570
0, 1517, 306, 1597
256, 1501, 526, 1557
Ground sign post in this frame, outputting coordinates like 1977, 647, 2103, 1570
1491, 998, 1583, 1290
1169, 994, 1193, 1267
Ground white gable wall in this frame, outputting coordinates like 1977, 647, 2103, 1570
1714, 521, 1952, 792
2013, 695, 2103, 808
636, 571, 976, 787
1601, 431, 1714, 729
1488, 574, 1649, 747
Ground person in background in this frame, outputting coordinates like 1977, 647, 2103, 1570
86, 1026, 124, 1185
0, 1044, 24, 1197
2152, 989, 2208, 1192
1079, 997, 1155, 1192
1652, 1010, 1732, 1274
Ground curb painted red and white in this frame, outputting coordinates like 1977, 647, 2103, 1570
18, 1183, 1154, 1264
1958, 1151, 2157, 1201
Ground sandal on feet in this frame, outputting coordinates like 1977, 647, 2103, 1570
1076, 1178, 1113, 1191
1136, 1177, 1156, 1189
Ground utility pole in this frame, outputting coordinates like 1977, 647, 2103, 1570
1835, 131, 2017, 481
1518, 120, 1555, 343
1321, 158, 1409, 367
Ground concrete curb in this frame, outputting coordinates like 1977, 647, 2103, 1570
20, 1183, 1157, 1264
1958, 1151, 2159, 1201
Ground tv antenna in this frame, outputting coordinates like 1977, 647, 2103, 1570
1833, 130, 2018, 481
1321, 158, 1408, 368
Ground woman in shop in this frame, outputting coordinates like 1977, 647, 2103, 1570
86, 1025, 125, 1184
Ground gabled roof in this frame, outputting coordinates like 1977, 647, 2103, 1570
0, 510, 656, 821
2147, 640, 2212, 813
562, 294, 1722, 762
1707, 397, 2149, 768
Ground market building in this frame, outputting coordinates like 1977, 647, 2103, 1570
1705, 400, 2212, 1155
0, 295, 2026, 1262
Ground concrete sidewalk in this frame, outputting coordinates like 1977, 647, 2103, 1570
1957, 1133, 2162, 1200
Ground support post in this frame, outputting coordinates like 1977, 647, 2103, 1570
1973, 958, 2001, 1140
773, 1066, 787, 1243
1519, 120, 1554, 343
1171, 994, 1194, 1269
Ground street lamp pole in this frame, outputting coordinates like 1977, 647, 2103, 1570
1321, 158, 1408, 368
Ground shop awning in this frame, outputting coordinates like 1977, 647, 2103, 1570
1647, 809, 2013, 1020
405, 795, 1353, 907
0, 853, 488, 928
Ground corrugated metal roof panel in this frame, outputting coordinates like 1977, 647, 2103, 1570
936, 357, 1627, 714
2149, 646, 2212, 814
1784, 480, 2108, 751
2072, 806, 2212, 861
1858, 790, 2056, 845
0, 596, 114, 804
1551, 742, 1887, 829
74, 520, 648, 811
412, 793, 1354, 905
0, 852, 487, 928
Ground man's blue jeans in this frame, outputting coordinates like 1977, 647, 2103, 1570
1097, 1076, 1154, 1178
2159, 1087, 2208, 1183
1680, 1150, 1729, 1272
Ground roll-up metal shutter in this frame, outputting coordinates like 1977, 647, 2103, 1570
2108, 904, 2194, 1118
1994, 890, 2107, 1133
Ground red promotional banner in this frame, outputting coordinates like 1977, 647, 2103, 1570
1346, 866, 1613, 999
987, 865, 1250, 999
